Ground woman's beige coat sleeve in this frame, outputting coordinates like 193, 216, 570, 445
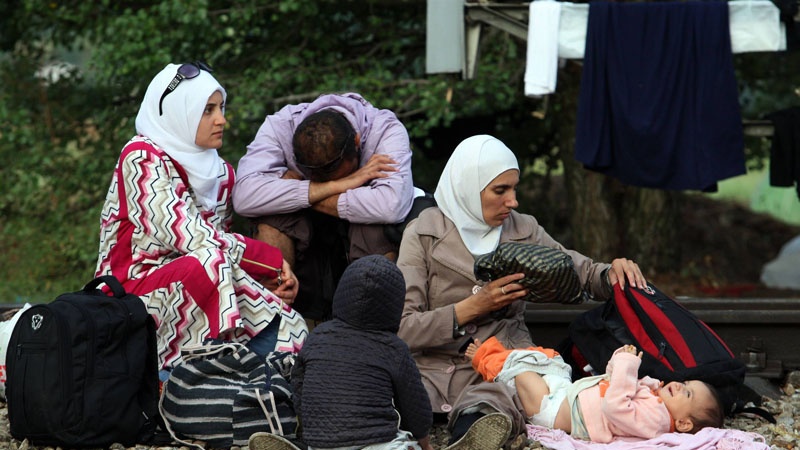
396, 218, 460, 352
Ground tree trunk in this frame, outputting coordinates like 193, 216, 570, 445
555, 61, 681, 275
621, 188, 682, 273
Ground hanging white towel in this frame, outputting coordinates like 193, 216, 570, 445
729, 0, 786, 53
525, 0, 562, 97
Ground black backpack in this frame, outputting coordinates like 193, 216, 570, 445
6, 275, 161, 448
559, 282, 767, 419
384, 191, 437, 245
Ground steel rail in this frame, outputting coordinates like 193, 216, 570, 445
524, 297, 800, 379
2, 298, 797, 378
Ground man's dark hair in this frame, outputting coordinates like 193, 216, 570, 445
689, 382, 725, 433
293, 110, 357, 167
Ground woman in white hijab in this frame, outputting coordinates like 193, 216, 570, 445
397, 135, 645, 449
95, 63, 307, 373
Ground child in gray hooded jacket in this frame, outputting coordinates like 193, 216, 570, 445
291, 255, 433, 450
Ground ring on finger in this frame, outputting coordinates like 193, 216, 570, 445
501, 286, 507, 295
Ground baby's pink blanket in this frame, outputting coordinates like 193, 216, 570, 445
527, 425, 769, 450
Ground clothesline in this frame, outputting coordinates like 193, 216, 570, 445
526, 0, 787, 97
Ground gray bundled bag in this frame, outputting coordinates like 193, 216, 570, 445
474, 242, 588, 304
160, 342, 297, 448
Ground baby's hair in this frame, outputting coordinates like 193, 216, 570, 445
688, 381, 725, 433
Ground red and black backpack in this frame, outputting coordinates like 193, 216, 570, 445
559, 282, 771, 420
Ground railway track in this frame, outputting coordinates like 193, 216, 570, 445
3, 297, 798, 379
524, 297, 800, 380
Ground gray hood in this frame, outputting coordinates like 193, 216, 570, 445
332, 255, 405, 332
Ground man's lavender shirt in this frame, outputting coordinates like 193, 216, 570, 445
233, 93, 414, 224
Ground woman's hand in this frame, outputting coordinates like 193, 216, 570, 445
261, 259, 299, 305
455, 273, 527, 325
274, 259, 299, 305
607, 258, 646, 289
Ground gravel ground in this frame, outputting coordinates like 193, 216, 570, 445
1, 376, 798, 450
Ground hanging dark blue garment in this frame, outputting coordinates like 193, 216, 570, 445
765, 106, 800, 199
575, 1, 746, 191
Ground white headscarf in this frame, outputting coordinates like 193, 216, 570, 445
135, 63, 227, 210
434, 135, 520, 258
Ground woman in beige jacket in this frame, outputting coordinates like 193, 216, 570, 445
396, 135, 646, 449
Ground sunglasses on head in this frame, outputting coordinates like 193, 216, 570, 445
296, 133, 358, 176
158, 61, 213, 116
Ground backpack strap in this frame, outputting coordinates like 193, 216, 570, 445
730, 403, 777, 424
84, 275, 127, 298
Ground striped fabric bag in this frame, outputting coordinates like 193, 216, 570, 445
474, 242, 589, 304
160, 342, 297, 448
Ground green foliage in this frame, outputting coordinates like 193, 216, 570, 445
732, 50, 800, 169
2, 0, 795, 301
1, 0, 545, 301
737, 51, 800, 116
